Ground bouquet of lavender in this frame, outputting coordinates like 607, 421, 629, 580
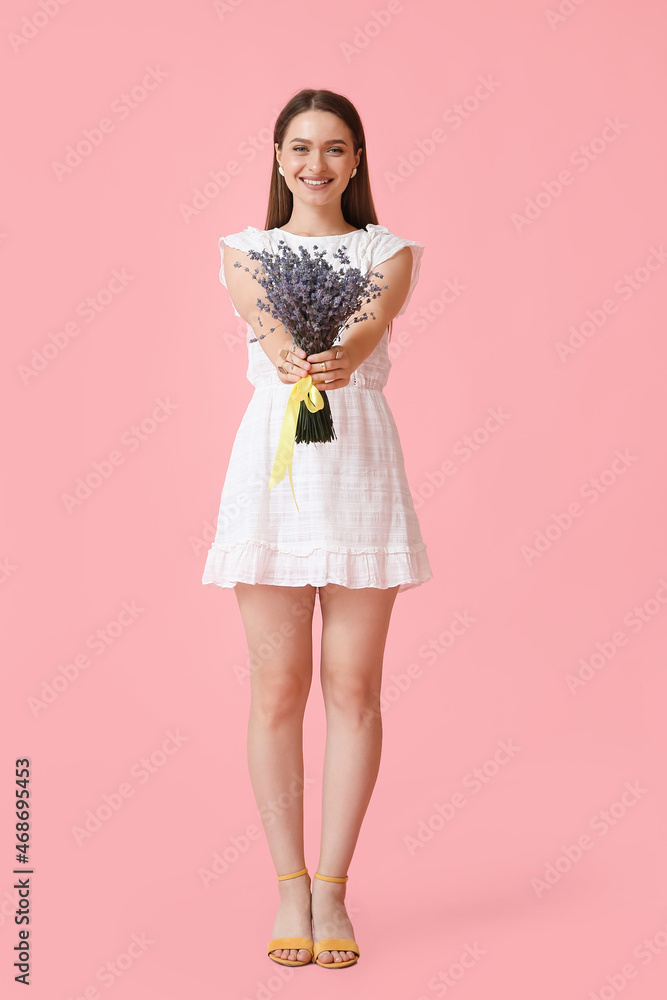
234, 239, 388, 444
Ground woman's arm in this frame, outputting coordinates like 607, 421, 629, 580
222, 243, 310, 382
307, 246, 414, 390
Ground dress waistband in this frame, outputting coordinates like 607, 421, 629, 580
249, 380, 385, 393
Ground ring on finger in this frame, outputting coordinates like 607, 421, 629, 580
321, 361, 327, 372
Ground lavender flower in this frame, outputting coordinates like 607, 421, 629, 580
234, 240, 388, 443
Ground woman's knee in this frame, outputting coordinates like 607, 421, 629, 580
250, 666, 310, 727
321, 668, 381, 718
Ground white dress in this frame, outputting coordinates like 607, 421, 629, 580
201, 223, 433, 593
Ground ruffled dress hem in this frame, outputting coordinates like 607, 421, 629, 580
202, 538, 433, 593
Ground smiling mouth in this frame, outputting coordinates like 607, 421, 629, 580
300, 177, 333, 187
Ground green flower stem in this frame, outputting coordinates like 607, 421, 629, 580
295, 393, 337, 444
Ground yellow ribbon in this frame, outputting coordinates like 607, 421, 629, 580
268, 375, 324, 511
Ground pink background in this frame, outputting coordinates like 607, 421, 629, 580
3, 0, 667, 997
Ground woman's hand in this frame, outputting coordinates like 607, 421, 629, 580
276, 341, 311, 384
306, 346, 351, 390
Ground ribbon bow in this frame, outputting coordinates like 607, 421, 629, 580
268, 375, 324, 511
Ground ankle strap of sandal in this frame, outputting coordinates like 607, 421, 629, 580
277, 867, 309, 881
314, 872, 348, 883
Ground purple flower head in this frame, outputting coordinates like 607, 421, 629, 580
233, 240, 389, 354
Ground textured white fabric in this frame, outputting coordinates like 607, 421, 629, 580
202, 224, 433, 593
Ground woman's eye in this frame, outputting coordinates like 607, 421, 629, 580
292, 146, 343, 153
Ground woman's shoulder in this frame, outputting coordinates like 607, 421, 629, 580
363, 223, 390, 235
218, 226, 269, 252
362, 223, 422, 248
360, 224, 424, 275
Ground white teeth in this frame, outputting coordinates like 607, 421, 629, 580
301, 178, 331, 186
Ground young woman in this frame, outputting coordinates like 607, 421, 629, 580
202, 88, 432, 968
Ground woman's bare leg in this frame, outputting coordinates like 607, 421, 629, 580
235, 582, 317, 963
312, 583, 400, 964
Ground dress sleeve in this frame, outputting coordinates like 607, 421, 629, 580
217, 228, 265, 317
365, 225, 425, 317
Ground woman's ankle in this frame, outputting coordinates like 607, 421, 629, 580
277, 873, 310, 896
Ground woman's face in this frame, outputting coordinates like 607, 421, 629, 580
276, 110, 361, 206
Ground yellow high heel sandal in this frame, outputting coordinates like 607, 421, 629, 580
267, 867, 313, 967
312, 872, 360, 969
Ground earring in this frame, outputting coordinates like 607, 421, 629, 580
350, 168, 357, 177
278, 165, 285, 176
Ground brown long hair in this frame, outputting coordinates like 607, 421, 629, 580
266, 88, 394, 343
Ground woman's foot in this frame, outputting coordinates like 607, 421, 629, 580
270, 871, 312, 964
311, 876, 356, 965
